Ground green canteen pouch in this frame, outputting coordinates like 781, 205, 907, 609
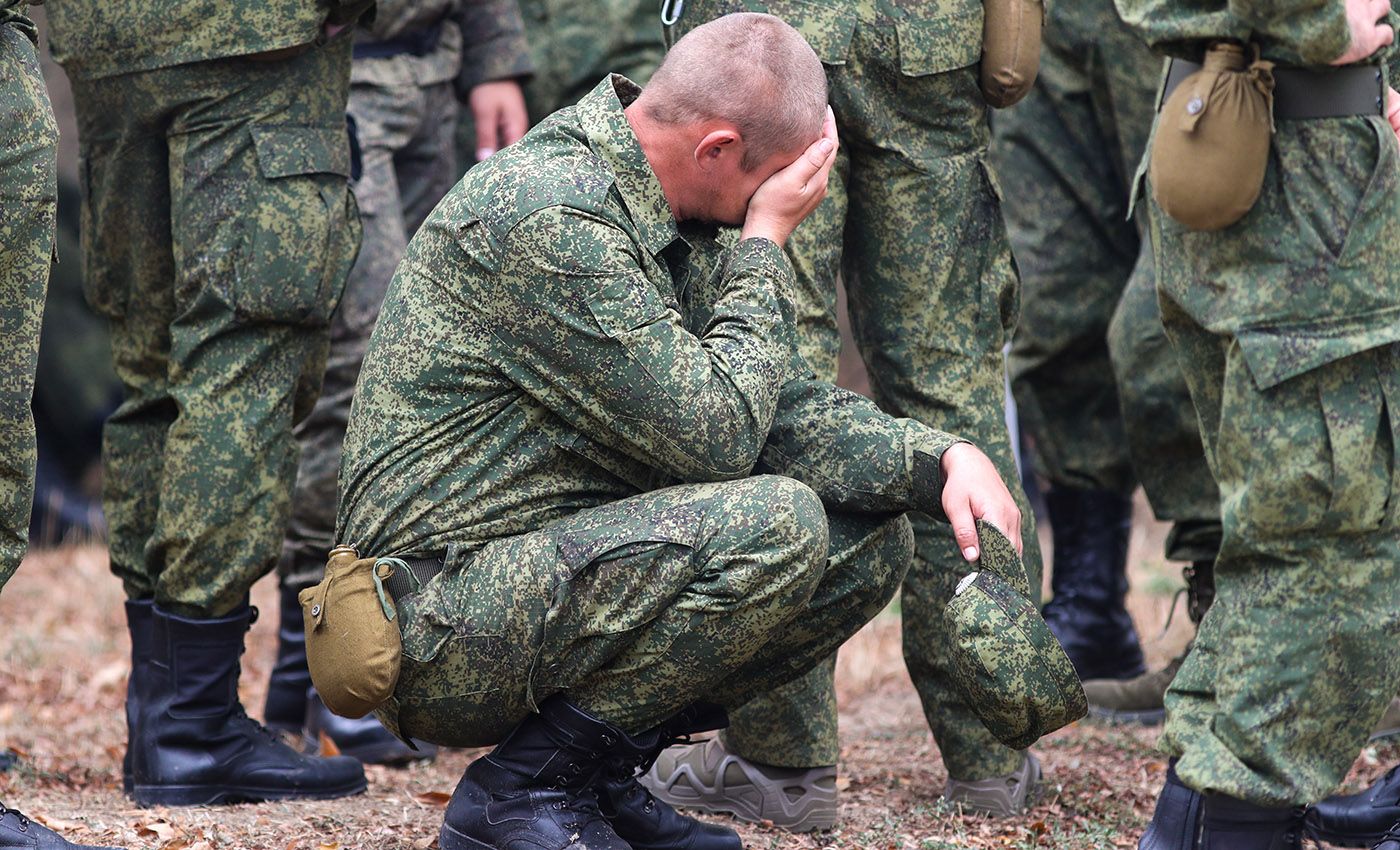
946, 520, 1086, 749
980, 0, 1044, 108
300, 545, 402, 719
1150, 42, 1275, 231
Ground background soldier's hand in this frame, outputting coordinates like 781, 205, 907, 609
471, 80, 530, 162
1331, 0, 1394, 65
741, 107, 838, 245
939, 443, 1023, 562
1387, 87, 1400, 144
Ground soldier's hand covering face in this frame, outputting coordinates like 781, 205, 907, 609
740, 107, 838, 245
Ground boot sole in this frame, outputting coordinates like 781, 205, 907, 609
439, 823, 497, 850
131, 776, 367, 807
649, 781, 837, 832
1086, 705, 1166, 726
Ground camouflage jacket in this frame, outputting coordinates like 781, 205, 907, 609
351, 0, 533, 91
338, 75, 964, 558
46, 0, 374, 78
1, 0, 36, 44
1114, 0, 1400, 75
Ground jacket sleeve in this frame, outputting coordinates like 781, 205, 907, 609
455, 0, 535, 96
758, 378, 967, 517
1226, 0, 1349, 65
484, 205, 801, 481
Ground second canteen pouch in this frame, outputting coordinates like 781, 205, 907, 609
301, 545, 402, 718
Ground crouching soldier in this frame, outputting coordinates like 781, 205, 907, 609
324, 13, 1024, 850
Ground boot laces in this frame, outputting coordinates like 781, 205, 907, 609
548, 765, 608, 832
0, 802, 30, 832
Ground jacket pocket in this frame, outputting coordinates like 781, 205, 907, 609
225, 124, 360, 325
763, 0, 858, 65
895, 4, 984, 77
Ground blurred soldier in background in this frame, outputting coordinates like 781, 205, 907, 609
645, 0, 1044, 829
267, 0, 533, 768
45, 0, 372, 807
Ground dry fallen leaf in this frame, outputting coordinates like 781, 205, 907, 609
414, 791, 452, 808
318, 731, 342, 758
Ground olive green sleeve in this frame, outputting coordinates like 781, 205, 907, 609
1226, 0, 1349, 65
485, 205, 800, 482
758, 379, 967, 518
455, 0, 535, 96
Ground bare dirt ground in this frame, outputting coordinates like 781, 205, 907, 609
4, 508, 1397, 850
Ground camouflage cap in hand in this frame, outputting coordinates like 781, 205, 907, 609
945, 519, 1087, 749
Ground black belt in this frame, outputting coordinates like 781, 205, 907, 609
353, 21, 445, 60
1163, 59, 1385, 120
383, 554, 447, 601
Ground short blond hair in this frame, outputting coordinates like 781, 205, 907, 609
641, 13, 828, 170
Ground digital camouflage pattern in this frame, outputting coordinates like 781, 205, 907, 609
993, 0, 1221, 562
0, 9, 57, 590
669, 0, 1039, 780
45, 0, 374, 79
339, 76, 969, 744
1124, 0, 1400, 805
52, 30, 361, 617
455, 0, 536, 95
283, 1, 533, 587
453, 0, 661, 170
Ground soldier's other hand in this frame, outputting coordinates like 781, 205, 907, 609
470, 79, 529, 162
939, 442, 1023, 562
1331, 0, 1393, 65
1387, 87, 1400, 144
740, 107, 838, 245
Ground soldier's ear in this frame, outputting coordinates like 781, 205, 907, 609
693, 128, 741, 170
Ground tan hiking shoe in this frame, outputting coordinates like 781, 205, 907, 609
943, 752, 1042, 817
1373, 697, 1400, 741
1082, 653, 1185, 726
639, 736, 838, 832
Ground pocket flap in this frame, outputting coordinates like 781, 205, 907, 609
763, 0, 857, 64
1237, 311, 1400, 390
896, 6, 984, 77
252, 124, 352, 180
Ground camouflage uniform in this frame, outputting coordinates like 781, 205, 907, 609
453, 0, 662, 170
0, 0, 57, 590
993, 0, 1221, 562
667, 0, 1039, 780
280, 0, 533, 588
46, 0, 366, 617
1118, 0, 1400, 806
338, 76, 969, 745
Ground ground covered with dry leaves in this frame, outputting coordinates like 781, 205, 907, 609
3, 508, 1396, 850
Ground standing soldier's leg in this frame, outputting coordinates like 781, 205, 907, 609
268, 76, 458, 765
998, 26, 1145, 684
77, 39, 368, 806
0, 20, 56, 591
839, 45, 1040, 808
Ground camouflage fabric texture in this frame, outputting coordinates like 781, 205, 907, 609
945, 520, 1086, 750
993, 0, 1221, 561
669, 0, 1040, 779
1130, 0, 1400, 800
0, 15, 57, 590
281, 43, 470, 588
56, 34, 361, 617
45, 0, 373, 80
453, 0, 661, 169
339, 76, 969, 745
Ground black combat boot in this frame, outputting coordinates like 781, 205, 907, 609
597, 703, 742, 850
1307, 764, 1400, 847
1373, 819, 1400, 849
1042, 487, 1145, 680
1139, 760, 1204, 850
131, 603, 366, 807
441, 697, 633, 850
0, 801, 121, 850
265, 583, 433, 765
121, 599, 154, 795
1200, 795, 1304, 850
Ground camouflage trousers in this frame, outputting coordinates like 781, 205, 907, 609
673, 1, 1040, 779
0, 24, 57, 590
994, 8, 1221, 561
453, 0, 662, 172
280, 78, 459, 588
74, 38, 360, 617
379, 476, 912, 746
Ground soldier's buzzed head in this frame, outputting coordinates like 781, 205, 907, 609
627, 12, 829, 226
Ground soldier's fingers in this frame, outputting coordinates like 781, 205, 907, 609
475, 109, 500, 162
501, 105, 529, 148
1370, 0, 1392, 24
946, 498, 980, 562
